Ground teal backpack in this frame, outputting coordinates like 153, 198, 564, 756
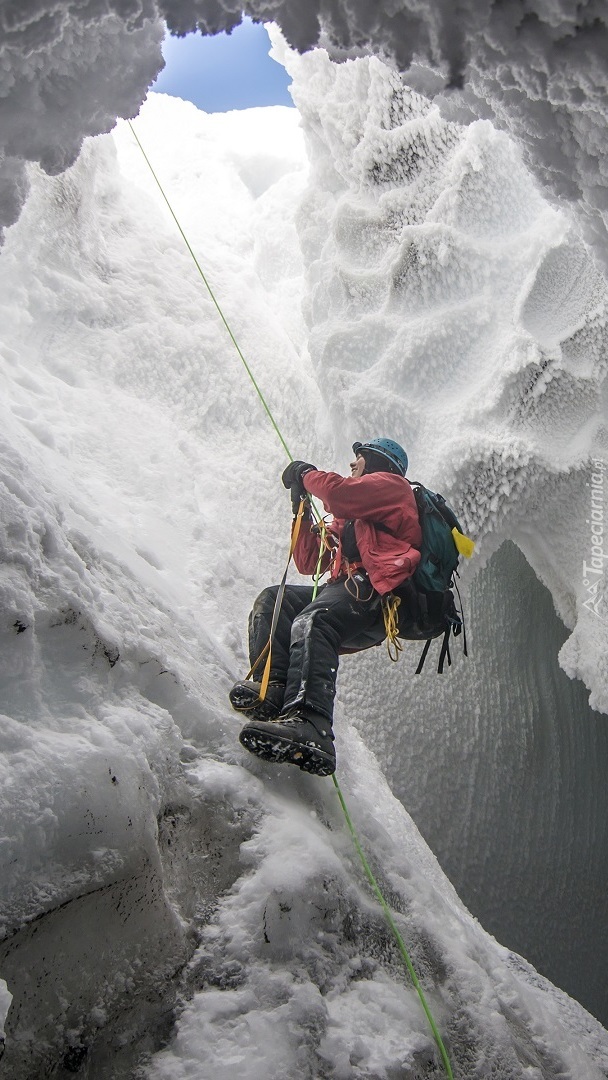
393, 482, 470, 673
412, 484, 461, 592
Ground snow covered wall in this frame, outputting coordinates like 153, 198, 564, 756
1, 2, 608, 1079
0, 99, 325, 1074
276, 39, 608, 1022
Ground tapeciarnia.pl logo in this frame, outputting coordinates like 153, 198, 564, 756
583, 458, 607, 619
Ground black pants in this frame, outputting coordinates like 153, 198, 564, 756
248, 572, 386, 722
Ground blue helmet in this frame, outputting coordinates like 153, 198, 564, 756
352, 438, 409, 476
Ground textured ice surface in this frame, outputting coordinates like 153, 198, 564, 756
1, 33, 608, 1080
281, 42, 608, 697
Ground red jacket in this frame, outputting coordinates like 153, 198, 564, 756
293, 469, 422, 596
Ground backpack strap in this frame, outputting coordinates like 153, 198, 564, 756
415, 623, 454, 674
415, 638, 433, 674
453, 578, 468, 657
437, 627, 452, 674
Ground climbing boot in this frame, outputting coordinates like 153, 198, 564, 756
239, 707, 336, 776
229, 679, 284, 722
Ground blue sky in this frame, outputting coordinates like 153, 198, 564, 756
152, 17, 294, 112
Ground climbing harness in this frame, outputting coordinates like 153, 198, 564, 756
344, 566, 375, 603
129, 121, 455, 1080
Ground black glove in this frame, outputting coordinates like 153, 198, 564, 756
281, 460, 317, 515
281, 460, 317, 489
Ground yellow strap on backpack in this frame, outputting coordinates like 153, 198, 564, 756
452, 527, 475, 559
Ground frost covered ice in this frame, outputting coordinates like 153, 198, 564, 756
1, 13, 608, 1080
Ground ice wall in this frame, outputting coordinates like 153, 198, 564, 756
280, 41, 608, 1022
281, 41, 608, 701
0, 98, 324, 1074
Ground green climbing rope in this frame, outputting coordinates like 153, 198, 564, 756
128, 118, 454, 1080
332, 780, 454, 1079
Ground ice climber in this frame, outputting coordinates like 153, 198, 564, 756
230, 438, 422, 777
